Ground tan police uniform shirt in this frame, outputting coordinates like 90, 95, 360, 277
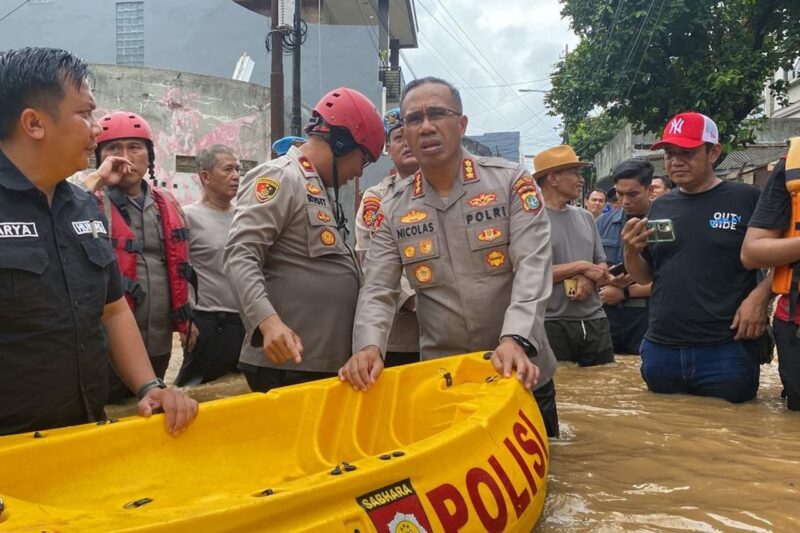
224, 146, 360, 373
353, 150, 557, 389
355, 171, 420, 354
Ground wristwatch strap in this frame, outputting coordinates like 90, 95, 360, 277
137, 377, 167, 400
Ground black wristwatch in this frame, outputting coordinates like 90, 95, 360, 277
504, 334, 537, 357
623, 286, 631, 300
137, 377, 167, 400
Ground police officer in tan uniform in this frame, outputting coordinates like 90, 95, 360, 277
355, 108, 420, 366
224, 88, 384, 392
341, 77, 560, 436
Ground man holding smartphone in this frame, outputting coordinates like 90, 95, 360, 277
622, 112, 771, 404
596, 159, 654, 355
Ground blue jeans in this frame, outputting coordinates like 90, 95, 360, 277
640, 338, 760, 403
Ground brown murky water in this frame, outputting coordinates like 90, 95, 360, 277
108, 343, 800, 531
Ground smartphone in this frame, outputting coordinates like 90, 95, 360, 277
646, 219, 676, 243
608, 263, 627, 276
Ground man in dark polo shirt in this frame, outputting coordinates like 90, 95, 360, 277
0, 47, 197, 436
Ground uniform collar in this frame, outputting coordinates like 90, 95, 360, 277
0, 148, 37, 191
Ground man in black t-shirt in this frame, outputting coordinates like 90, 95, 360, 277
742, 141, 800, 411
622, 112, 772, 404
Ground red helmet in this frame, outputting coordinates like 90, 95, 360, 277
308, 87, 385, 161
96, 111, 153, 144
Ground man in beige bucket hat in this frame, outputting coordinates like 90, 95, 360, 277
535, 145, 615, 366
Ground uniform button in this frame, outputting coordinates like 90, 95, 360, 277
73, 300, 80, 307
80, 344, 86, 351
479, 157, 487, 164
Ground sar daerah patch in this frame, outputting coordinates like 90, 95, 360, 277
254, 177, 279, 203
361, 196, 382, 228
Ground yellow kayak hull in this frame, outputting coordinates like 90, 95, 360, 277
0, 353, 549, 532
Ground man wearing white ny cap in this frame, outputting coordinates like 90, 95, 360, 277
622, 112, 773, 404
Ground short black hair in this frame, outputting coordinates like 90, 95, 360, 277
585, 187, 606, 199
0, 47, 89, 140
652, 175, 675, 190
611, 158, 654, 187
400, 76, 463, 114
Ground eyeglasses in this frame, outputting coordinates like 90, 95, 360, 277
359, 147, 374, 169
401, 107, 461, 128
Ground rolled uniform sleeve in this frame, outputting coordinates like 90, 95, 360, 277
105, 258, 124, 304
224, 165, 295, 340
500, 173, 553, 355
353, 200, 404, 356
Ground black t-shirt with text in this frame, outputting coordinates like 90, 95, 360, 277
643, 180, 760, 345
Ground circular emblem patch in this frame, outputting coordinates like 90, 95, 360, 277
523, 191, 540, 212
320, 229, 336, 246
414, 264, 433, 284
306, 183, 322, 195
317, 211, 331, 223
486, 250, 506, 268
404, 245, 416, 259
419, 239, 433, 255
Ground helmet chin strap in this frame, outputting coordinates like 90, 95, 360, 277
331, 154, 349, 237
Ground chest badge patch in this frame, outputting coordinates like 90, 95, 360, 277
306, 183, 322, 195
400, 210, 428, 224
320, 229, 336, 246
0, 222, 39, 238
414, 264, 433, 284
467, 192, 497, 208
255, 177, 280, 203
317, 211, 331, 223
478, 228, 502, 242
486, 250, 506, 268
403, 245, 416, 259
419, 239, 434, 255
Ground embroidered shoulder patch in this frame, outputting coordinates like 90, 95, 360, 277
255, 177, 280, 203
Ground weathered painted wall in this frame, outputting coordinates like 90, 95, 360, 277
86, 64, 272, 204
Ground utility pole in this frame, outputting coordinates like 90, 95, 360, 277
270, 0, 285, 141
291, 0, 302, 136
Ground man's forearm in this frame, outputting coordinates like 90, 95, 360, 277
552, 261, 590, 283
628, 282, 652, 298
742, 234, 800, 269
623, 250, 652, 284
103, 298, 156, 394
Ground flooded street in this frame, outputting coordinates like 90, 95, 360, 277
108, 346, 800, 531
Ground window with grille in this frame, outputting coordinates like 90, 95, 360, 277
116, 2, 144, 66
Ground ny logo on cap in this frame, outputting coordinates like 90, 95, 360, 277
668, 118, 685, 135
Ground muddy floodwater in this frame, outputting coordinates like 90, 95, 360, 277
108, 346, 800, 532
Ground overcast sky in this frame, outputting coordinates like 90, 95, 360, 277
399, 0, 579, 160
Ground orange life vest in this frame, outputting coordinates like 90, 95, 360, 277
771, 137, 800, 298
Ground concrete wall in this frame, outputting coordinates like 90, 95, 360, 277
84, 64, 271, 204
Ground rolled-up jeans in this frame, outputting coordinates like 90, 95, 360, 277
640, 338, 759, 403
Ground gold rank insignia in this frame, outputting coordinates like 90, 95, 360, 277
403, 245, 416, 258
320, 229, 336, 246
254, 177, 279, 203
486, 250, 506, 267
306, 182, 321, 195
400, 210, 428, 224
467, 192, 497, 208
317, 211, 331, 223
298, 156, 315, 172
414, 264, 433, 283
463, 159, 477, 182
419, 239, 433, 255
412, 171, 424, 198
478, 228, 502, 242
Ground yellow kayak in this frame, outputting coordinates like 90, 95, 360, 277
0, 352, 549, 532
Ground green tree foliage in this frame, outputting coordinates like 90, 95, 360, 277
547, 0, 800, 155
